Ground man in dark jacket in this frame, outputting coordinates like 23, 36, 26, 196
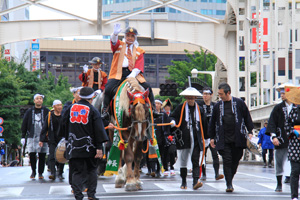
209, 83, 253, 192
170, 87, 207, 190
62, 87, 108, 200
39, 100, 64, 180
21, 94, 50, 179
266, 83, 294, 192
198, 87, 224, 181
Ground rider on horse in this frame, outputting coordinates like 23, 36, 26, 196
101, 24, 159, 120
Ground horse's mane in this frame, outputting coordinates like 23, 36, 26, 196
119, 77, 145, 117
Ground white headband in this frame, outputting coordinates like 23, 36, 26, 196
52, 100, 62, 106
203, 90, 212, 94
155, 100, 162, 104
79, 92, 95, 99
33, 94, 44, 100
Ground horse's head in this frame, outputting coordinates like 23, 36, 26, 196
127, 89, 150, 141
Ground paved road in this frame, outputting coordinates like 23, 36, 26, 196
0, 163, 293, 200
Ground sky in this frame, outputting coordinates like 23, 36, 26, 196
29, 0, 97, 20
29, 0, 100, 39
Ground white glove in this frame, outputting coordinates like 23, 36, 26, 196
21, 138, 25, 146
83, 65, 88, 73
95, 89, 102, 96
113, 23, 122, 36
126, 68, 141, 78
170, 120, 176, 128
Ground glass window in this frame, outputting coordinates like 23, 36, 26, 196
48, 52, 62, 63
169, 8, 177, 13
201, 9, 207, 15
207, 10, 213, 15
201, 0, 207, 2
133, 7, 142, 11
62, 52, 75, 63
103, 11, 113, 17
216, 10, 225, 15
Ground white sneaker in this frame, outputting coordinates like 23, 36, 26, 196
170, 170, 176, 176
164, 171, 169, 176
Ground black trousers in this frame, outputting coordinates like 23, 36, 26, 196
29, 152, 46, 174
48, 143, 64, 176
191, 142, 201, 179
204, 144, 220, 176
262, 149, 273, 164
218, 143, 243, 186
103, 68, 155, 109
69, 157, 98, 200
290, 161, 300, 199
163, 145, 176, 171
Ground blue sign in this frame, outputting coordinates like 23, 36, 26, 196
32, 43, 40, 51
0, 126, 3, 133
0, 138, 4, 142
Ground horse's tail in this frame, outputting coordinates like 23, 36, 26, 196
92, 91, 103, 111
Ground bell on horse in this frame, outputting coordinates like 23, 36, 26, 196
114, 78, 151, 191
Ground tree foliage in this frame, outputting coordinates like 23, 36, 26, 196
0, 58, 73, 147
155, 48, 217, 107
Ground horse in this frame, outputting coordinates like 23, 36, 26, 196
92, 78, 151, 191
114, 78, 150, 191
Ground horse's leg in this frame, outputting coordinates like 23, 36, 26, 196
124, 139, 137, 191
134, 141, 144, 190
115, 152, 126, 188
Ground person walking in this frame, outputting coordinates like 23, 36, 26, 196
257, 120, 274, 168
39, 100, 65, 180
21, 94, 50, 179
62, 87, 108, 200
266, 83, 294, 192
161, 98, 176, 177
209, 83, 254, 192
198, 87, 224, 181
170, 87, 207, 190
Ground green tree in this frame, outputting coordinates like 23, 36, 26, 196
0, 57, 73, 153
156, 48, 217, 106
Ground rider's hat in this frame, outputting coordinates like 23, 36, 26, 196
125, 27, 138, 35
284, 85, 300, 105
88, 57, 102, 64
275, 82, 294, 93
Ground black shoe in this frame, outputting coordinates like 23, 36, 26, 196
38, 174, 44, 179
226, 185, 234, 192
263, 163, 267, 168
49, 174, 56, 180
58, 174, 64, 180
275, 185, 282, 192
30, 171, 36, 179
193, 181, 203, 190
268, 163, 273, 168
284, 177, 290, 183
215, 174, 224, 180
180, 181, 187, 189
88, 197, 99, 200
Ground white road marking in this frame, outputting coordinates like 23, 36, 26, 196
0, 187, 24, 198
49, 185, 72, 194
256, 182, 290, 191
236, 171, 274, 180
206, 182, 250, 192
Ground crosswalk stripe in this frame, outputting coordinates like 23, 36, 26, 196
154, 183, 194, 191
102, 184, 130, 193
0, 187, 24, 198
256, 182, 290, 191
206, 182, 251, 192
49, 186, 72, 195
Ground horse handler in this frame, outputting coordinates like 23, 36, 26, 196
170, 87, 207, 190
61, 87, 108, 200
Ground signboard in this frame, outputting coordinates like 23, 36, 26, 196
252, 13, 269, 51
0, 126, 3, 134
4, 56, 11, 61
0, 117, 3, 125
4, 49, 10, 54
31, 39, 40, 71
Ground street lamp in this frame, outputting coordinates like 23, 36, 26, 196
191, 68, 216, 90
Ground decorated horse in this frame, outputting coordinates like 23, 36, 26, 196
97, 77, 162, 191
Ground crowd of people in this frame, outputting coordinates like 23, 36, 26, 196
17, 23, 300, 200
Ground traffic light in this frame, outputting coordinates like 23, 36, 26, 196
159, 82, 178, 96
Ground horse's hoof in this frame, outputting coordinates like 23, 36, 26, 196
136, 182, 143, 190
125, 183, 138, 191
115, 179, 125, 188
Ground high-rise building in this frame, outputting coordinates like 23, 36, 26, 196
1, 0, 30, 68
102, 0, 227, 22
